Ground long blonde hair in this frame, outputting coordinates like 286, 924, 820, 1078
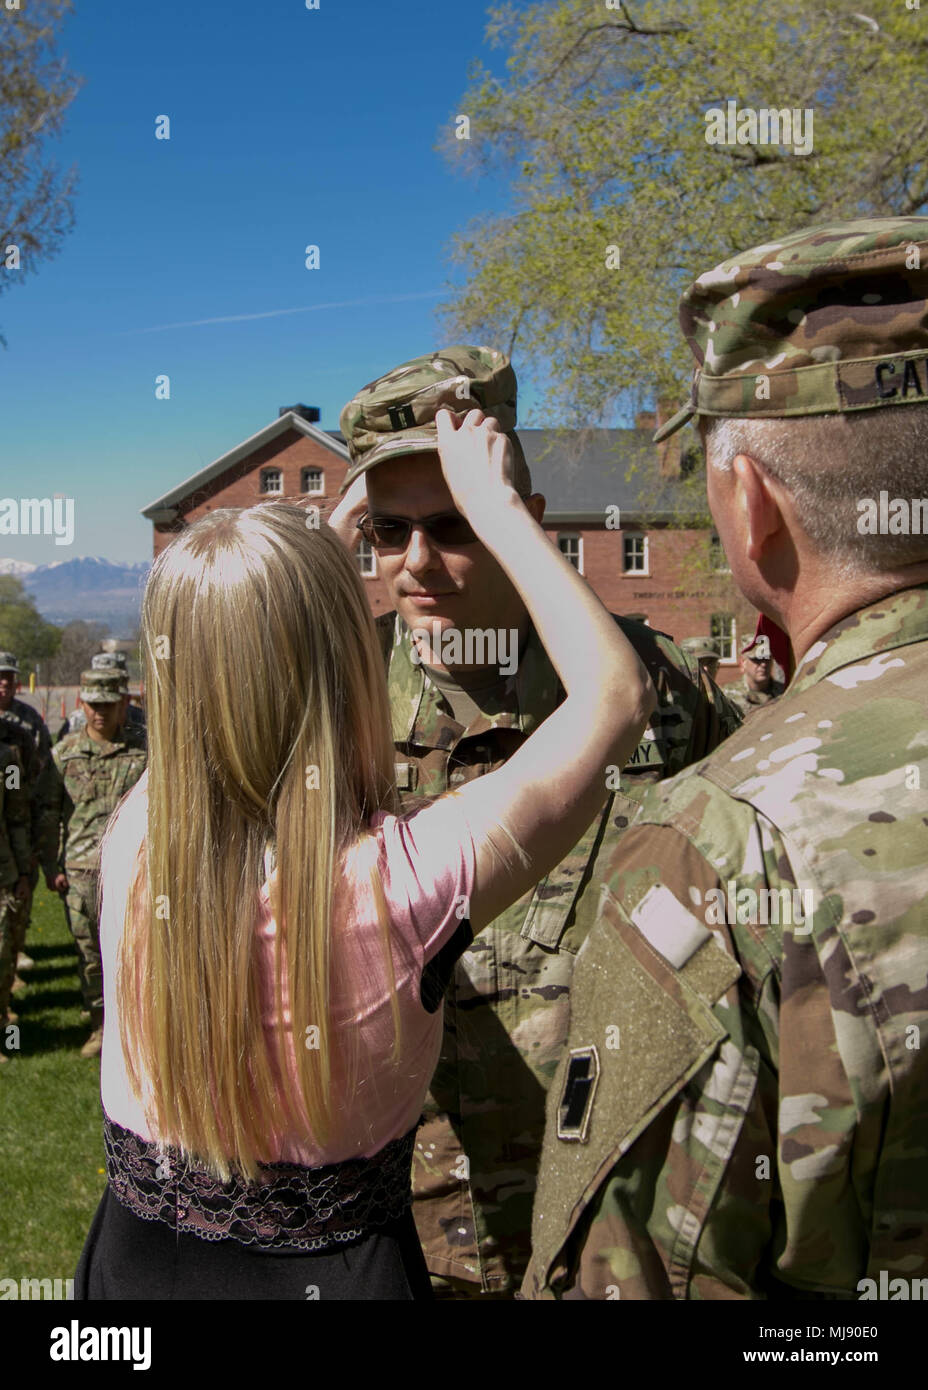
117, 504, 400, 1181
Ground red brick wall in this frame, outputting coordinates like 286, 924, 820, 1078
152, 428, 394, 612
153, 437, 757, 684
545, 523, 756, 688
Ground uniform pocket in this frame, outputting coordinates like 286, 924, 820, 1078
531, 885, 744, 1291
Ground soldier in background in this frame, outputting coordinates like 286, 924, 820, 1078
725, 633, 786, 718
0, 651, 54, 981
679, 636, 720, 683
58, 652, 146, 741
525, 218, 928, 1299
0, 739, 29, 1062
332, 346, 741, 1297
40, 669, 147, 1058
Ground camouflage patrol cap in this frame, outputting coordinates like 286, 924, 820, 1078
79, 670, 126, 704
91, 652, 127, 672
680, 637, 719, 661
339, 345, 522, 491
655, 217, 928, 442
740, 634, 771, 657
0, 651, 19, 674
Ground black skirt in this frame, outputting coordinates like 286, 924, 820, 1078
74, 1116, 433, 1301
75, 1183, 433, 1301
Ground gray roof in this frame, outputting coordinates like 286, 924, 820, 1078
143, 417, 704, 526
517, 428, 704, 522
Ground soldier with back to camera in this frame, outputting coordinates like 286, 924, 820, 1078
525, 218, 928, 1300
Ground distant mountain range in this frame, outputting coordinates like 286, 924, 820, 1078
0, 556, 150, 634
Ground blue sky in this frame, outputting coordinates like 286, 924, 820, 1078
0, 0, 527, 564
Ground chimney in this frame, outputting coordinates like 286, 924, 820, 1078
279, 404, 321, 423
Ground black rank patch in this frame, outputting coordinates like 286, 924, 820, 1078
557, 1045, 600, 1143
420, 917, 473, 1014
387, 403, 417, 430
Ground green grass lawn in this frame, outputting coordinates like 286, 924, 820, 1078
0, 881, 106, 1286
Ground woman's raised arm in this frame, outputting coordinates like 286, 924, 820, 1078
431, 408, 655, 932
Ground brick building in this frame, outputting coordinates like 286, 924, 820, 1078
141, 405, 757, 687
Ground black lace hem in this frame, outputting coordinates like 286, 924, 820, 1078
103, 1115, 417, 1253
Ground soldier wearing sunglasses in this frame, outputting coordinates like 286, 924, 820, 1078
331, 346, 742, 1299
726, 633, 786, 719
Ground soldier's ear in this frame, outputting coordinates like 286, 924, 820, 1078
525, 493, 546, 525
732, 455, 782, 561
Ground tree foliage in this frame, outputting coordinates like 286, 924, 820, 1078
0, 0, 81, 342
0, 575, 61, 675
440, 0, 928, 426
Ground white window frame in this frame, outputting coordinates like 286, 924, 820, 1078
711, 612, 737, 664
622, 532, 648, 575
557, 533, 583, 573
261, 468, 283, 495
709, 533, 730, 573
357, 539, 377, 578
302, 467, 324, 496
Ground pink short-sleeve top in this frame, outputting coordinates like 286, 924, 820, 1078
98, 769, 484, 1168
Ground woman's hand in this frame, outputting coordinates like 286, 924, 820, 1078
435, 408, 521, 528
325, 474, 369, 552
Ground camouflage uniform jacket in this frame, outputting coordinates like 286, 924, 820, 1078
725, 677, 786, 719
40, 726, 147, 876
376, 610, 741, 1292
0, 697, 53, 848
524, 585, 928, 1300
0, 741, 30, 888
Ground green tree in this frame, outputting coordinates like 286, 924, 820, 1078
0, 0, 81, 344
440, 0, 928, 427
0, 574, 60, 677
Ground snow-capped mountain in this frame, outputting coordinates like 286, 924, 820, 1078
1, 556, 150, 633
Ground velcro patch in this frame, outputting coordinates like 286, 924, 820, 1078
395, 761, 417, 792
557, 1045, 600, 1143
630, 883, 711, 969
387, 403, 417, 430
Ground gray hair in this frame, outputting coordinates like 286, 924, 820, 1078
703, 405, 928, 574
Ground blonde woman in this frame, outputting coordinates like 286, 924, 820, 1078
75, 410, 655, 1300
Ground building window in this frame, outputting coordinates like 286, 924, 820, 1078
558, 534, 583, 572
261, 468, 282, 495
623, 533, 648, 574
302, 467, 324, 495
709, 533, 729, 572
358, 539, 376, 577
711, 612, 736, 663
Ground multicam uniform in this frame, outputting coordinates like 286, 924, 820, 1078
40, 726, 147, 1019
524, 588, 928, 1298
377, 610, 741, 1294
0, 741, 30, 1025
724, 676, 785, 719
0, 697, 54, 958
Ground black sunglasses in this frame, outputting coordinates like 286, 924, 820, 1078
357, 497, 532, 553
356, 510, 479, 551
